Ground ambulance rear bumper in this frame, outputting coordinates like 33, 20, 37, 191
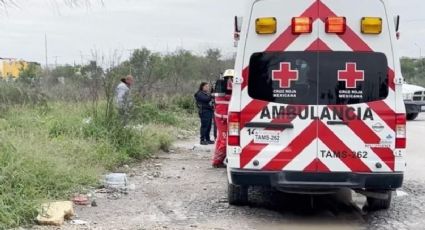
230, 170, 403, 190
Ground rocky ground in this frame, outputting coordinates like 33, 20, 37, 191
31, 139, 425, 230
365, 180, 425, 230
32, 114, 425, 230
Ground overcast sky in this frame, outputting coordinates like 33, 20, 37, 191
0, 0, 424, 65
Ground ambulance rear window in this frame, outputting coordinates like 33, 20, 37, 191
248, 52, 318, 105
248, 51, 389, 105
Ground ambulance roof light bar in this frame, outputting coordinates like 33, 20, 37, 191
255, 16, 381, 36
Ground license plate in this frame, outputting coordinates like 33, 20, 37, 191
422, 106, 425, 112
253, 130, 283, 145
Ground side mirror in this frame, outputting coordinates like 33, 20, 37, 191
234, 16, 243, 47
214, 79, 227, 95
394, 15, 400, 32
234, 16, 243, 33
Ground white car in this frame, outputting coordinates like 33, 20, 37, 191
403, 83, 425, 120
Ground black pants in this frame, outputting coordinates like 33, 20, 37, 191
213, 119, 217, 140
199, 110, 213, 141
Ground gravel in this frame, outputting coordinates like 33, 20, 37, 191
32, 140, 425, 230
365, 180, 425, 230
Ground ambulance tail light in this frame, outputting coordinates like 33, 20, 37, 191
292, 17, 312, 34
228, 112, 240, 146
396, 114, 406, 149
326, 17, 346, 34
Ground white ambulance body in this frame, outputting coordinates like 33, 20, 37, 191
227, 0, 406, 210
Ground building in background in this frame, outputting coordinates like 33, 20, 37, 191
0, 58, 40, 79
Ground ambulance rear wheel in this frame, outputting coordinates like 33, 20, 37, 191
367, 191, 392, 211
407, 113, 419, 121
228, 183, 248, 206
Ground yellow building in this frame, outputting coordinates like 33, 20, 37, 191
0, 58, 29, 79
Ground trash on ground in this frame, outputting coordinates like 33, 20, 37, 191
107, 193, 123, 200
72, 194, 90, 206
396, 190, 409, 197
125, 124, 144, 131
70, 219, 89, 225
91, 200, 98, 207
152, 171, 161, 178
127, 183, 136, 191
36, 201, 75, 226
104, 173, 128, 189
82, 117, 92, 124
97, 174, 134, 200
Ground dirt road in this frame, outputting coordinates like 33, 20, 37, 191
36, 114, 425, 230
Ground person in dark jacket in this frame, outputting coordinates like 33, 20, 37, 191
195, 82, 215, 145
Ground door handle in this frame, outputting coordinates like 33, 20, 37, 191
327, 121, 348, 126
245, 122, 294, 129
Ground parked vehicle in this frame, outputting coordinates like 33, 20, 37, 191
403, 83, 425, 120
227, 0, 406, 211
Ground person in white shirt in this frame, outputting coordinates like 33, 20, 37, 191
115, 75, 134, 124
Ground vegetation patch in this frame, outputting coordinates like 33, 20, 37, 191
0, 101, 193, 229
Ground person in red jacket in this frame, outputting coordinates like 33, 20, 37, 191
212, 70, 234, 168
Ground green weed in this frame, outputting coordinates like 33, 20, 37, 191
0, 101, 193, 229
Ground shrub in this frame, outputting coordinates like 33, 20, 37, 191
173, 95, 196, 114
0, 141, 37, 229
0, 82, 48, 110
0, 137, 98, 229
131, 102, 178, 125
0, 87, 193, 228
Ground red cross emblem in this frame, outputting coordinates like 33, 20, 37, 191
272, 62, 299, 89
338, 62, 365, 89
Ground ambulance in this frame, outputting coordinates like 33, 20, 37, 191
227, 0, 406, 210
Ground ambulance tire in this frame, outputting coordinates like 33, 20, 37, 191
367, 191, 392, 211
228, 183, 248, 206
407, 113, 419, 121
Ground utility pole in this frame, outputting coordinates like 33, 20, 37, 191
45, 33, 49, 70
53, 56, 60, 68
80, 51, 86, 65
415, 43, 425, 75
127, 49, 135, 75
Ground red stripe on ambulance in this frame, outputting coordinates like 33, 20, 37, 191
328, 105, 395, 171
304, 158, 331, 173
267, 1, 319, 52
306, 39, 331, 51
317, 121, 371, 172
240, 105, 308, 168
318, 2, 373, 52
263, 120, 317, 171
367, 100, 397, 131
388, 68, 396, 91
241, 0, 319, 90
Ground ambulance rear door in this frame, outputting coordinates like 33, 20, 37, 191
316, 0, 398, 173
238, 0, 321, 172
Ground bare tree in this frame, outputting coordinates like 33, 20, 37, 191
0, 0, 103, 8
0, 0, 18, 9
